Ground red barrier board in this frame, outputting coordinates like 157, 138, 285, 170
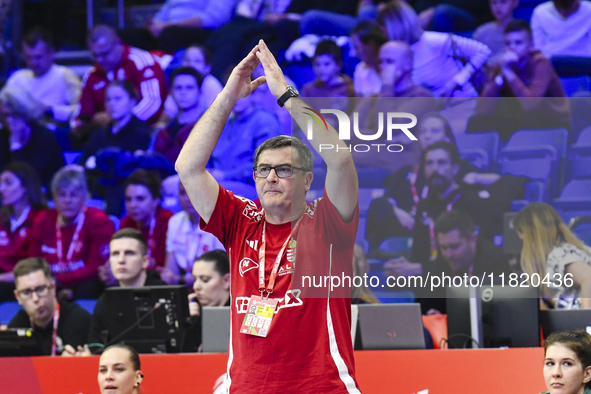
0, 348, 547, 393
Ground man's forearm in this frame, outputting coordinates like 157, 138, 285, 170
285, 97, 354, 169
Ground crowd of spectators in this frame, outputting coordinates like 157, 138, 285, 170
0, 0, 590, 359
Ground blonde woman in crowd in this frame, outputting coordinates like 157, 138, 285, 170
514, 202, 591, 309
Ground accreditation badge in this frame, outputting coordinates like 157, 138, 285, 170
240, 296, 278, 338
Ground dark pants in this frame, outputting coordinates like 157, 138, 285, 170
119, 26, 211, 54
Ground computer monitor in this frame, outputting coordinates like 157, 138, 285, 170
102, 285, 191, 354
540, 309, 591, 338
356, 304, 426, 350
446, 285, 540, 348
0, 328, 39, 356
201, 306, 230, 353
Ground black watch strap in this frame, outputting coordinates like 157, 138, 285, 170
277, 85, 299, 107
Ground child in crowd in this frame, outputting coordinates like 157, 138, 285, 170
470, 20, 569, 141
473, 0, 518, 66
351, 20, 387, 97
301, 40, 354, 98
163, 45, 223, 121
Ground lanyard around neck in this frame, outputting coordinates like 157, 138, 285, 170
257, 215, 303, 298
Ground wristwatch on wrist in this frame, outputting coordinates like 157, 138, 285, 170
277, 85, 299, 107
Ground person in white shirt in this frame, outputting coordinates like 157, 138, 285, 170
0, 27, 80, 128
161, 180, 224, 286
531, 0, 591, 58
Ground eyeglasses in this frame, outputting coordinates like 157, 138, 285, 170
17, 285, 51, 299
253, 165, 309, 179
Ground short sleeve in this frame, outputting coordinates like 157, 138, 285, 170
547, 243, 591, 277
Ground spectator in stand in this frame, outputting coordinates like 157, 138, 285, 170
414, 0, 493, 32
209, 80, 281, 185
187, 250, 230, 351
154, 67, 204, 163
80, 80, 151, 167
298, 0, 379, 37
542, 331, 591, 394
351, 20, 387, 97
29, 165, 115, 299
381, 142, 498, 278
72, 25, 167, 143
378, 41, 434, 99
9, 258, 91, 356
163, 45, 223, 122
365, 113, 499, 251
0, 90, 64, 189
531, 0, 591, 76
468, 20, 570, 142
377, 0, 491, 97
514, 202, 591, 309
64, 229, 167, 356
205, 0, 294, 82
473, 0, 518, 67
301, 40, 354, 98
162, 181, 224, 286
350, 40, 438, 170
0, 162, 47, 301
120, 169, 173, 270
146, 0, 237, 54
0, 27, 80, 131
428, 210, 510, 277
188, 250, 230, 313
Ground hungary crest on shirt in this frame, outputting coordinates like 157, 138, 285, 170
286, 239, 296, 262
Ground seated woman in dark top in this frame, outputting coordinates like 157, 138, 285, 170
366, 112, 500, 251
0, 91, 64, 189
80, 80, 151, 167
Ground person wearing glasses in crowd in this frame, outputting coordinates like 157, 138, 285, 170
8, 257, 90, 356
29, 165, 115, 300
176, 40, 360, 392
0, 162, 47, 301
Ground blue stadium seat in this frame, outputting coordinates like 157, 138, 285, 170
378, 237, 412, 255
456, 131, 500, 172
356, 166, 390, 188
63, 151, 82, 165
86, 198, 105, 210
109, 215, 120, 231
0, 302, 22, 325
510, 180, 545, 211
574, 126, 591, 145
500, 155, 554, 200
553, 180, 591, 222
560, 75, 591, 97
513, 0, 547, 22
75, 299, 97, 315
566, 126, 591, 181
358, 188, 385, 217
500, 127, 569, 197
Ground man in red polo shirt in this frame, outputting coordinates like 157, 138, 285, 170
176, 40, 361, 393
71, 25, 167, 139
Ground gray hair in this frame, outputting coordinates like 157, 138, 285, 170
51, 164, 88, 196
377, 0, 424, 45
253, 135, 314, 171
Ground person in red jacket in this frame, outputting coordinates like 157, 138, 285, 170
0, 162, 47, 301
119, 169, 173, 270
71, 25, 167, 141
29, 165, 115, 299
